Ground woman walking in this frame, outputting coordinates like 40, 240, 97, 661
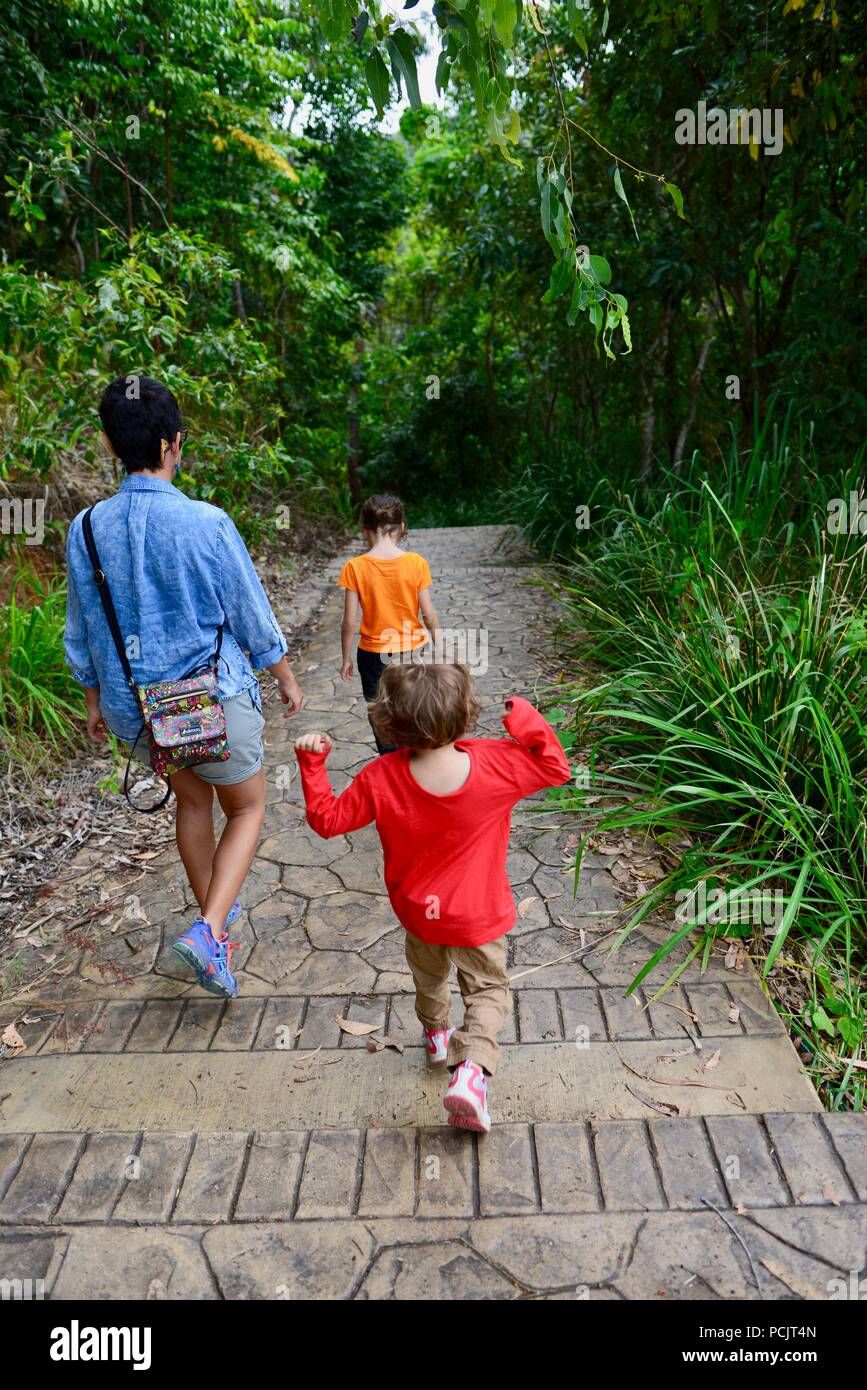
64, 376, 305, 1000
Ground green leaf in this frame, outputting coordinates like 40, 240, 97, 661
492, 0, 518, 44
664, 180, 686, 220
543, 252, 574, 304
365, 48, 391, 119
587, 254, 611, 285
763, 856, 810, 978
385, 31, 422, 108
613, 166, 639, 241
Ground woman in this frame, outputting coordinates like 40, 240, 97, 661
64, 375, 304, 1000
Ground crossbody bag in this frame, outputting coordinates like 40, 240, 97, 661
82, 504, 231, 811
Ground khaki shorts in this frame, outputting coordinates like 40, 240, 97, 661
126, 688, 266, 786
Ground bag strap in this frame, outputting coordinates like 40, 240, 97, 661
82, 506, 138, 697
82, 505, 171, 813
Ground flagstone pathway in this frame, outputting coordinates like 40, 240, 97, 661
1, 526, 864, 1301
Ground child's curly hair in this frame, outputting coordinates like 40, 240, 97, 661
370, 660, 481, 750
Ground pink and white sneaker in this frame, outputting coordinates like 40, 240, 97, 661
443, 1059, 491, 1133
423, 1026, 454, 1064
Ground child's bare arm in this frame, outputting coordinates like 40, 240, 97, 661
340, 590, 360, 683
418, 585, 440, 640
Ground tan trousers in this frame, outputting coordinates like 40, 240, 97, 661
403, 931, 511, 1076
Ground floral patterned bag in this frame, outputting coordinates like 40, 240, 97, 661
82, 506, 230, 812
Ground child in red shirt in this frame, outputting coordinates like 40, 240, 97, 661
294, 661, 570, 1132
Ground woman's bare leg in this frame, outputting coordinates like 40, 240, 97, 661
200, 769, 266, 936
172, 767, 216, 911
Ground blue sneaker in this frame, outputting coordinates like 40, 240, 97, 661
224, 899, 242, 931
172, 917, 239, 999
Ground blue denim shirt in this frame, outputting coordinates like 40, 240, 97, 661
64, 473, 287, 740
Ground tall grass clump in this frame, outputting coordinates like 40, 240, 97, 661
0, 559, 82, 764
535, 413, 867, 1108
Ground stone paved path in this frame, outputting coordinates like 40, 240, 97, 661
1, 526, 864, 1300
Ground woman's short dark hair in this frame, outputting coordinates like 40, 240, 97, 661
360, 493, 405, 536
99, 375, 183, 473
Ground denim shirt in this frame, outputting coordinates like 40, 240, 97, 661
64, 473, 287, 740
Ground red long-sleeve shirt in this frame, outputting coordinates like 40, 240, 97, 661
295, 696, 571, 947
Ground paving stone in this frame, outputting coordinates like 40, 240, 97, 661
210, 997, 267, 1050
56, 1133, 133, 1221
333, 850, 387, 895
168, 1000, 224, 1052
726, 979, 786, 1035
684, 983, 743, 1038
113, 1133, 193, 1223
340, 995, 387, 1047
516, 990, 561, 1042
558, 988, 606, 1044
705, 1115, 790, 1208
171, 1132, 249, 1223
296, 1129, 361, 1217
534, 1122, 600, 1213
203, 1222, 374, 1300
477, 1124, 537, 1216
0, 1229, 69, 1296
305, 892, 397, 951
125, 999, 184, 1052
416, 1128, 475, 1216
643, 984, 694, 1039
254, 997, 304, 1050
471, 1213, 634, 1291
358, 1128, 416, 1217
53, 1227, 216, 1300
81, 1002, 142, 1052
387, 992, 423, 1044
283, 949, 377, 995
649, 1118, 728, 1210
39, 1004, 103, 1054
0, 1133, 84, 1221
764, 1113, 855, 1204
235, 1131, 307, 1220
822, 1113, 867, 1200
599, 986, 652, 1040
593, 1120, 666, 1211
358, 1241, 516, 1300
0, 1135, 29, 1202
245, 930, 310, 985
297, 996, 344, 1049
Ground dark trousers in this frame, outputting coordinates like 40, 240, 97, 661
357, 647, 396, 754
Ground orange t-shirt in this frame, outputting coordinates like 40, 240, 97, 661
338, 551, 433, 653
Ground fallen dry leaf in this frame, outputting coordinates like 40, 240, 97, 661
760, 1257, 824, 1300
703, 1049, 721, 1072
0, 1024, 26, 1057
335, 1017, 382, 1037
517, 896, 537, 919
626, 1085, 680, 1117
822, 1183, 840, 1207
728, 1004, 741, 1024
371, 1033, 404, 1055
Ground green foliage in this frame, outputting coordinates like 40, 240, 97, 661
0, 560, 81, 759
538, 420, 867, 1106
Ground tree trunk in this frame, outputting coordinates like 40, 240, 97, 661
673, 329, 713, 466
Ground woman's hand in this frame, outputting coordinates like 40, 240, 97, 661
277, 674, 305, 716
85, 688, 107, 742
339, 660, 354, 685
294, 732, 334, 756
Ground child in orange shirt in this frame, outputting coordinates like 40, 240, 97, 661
339, 493, 440, 753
